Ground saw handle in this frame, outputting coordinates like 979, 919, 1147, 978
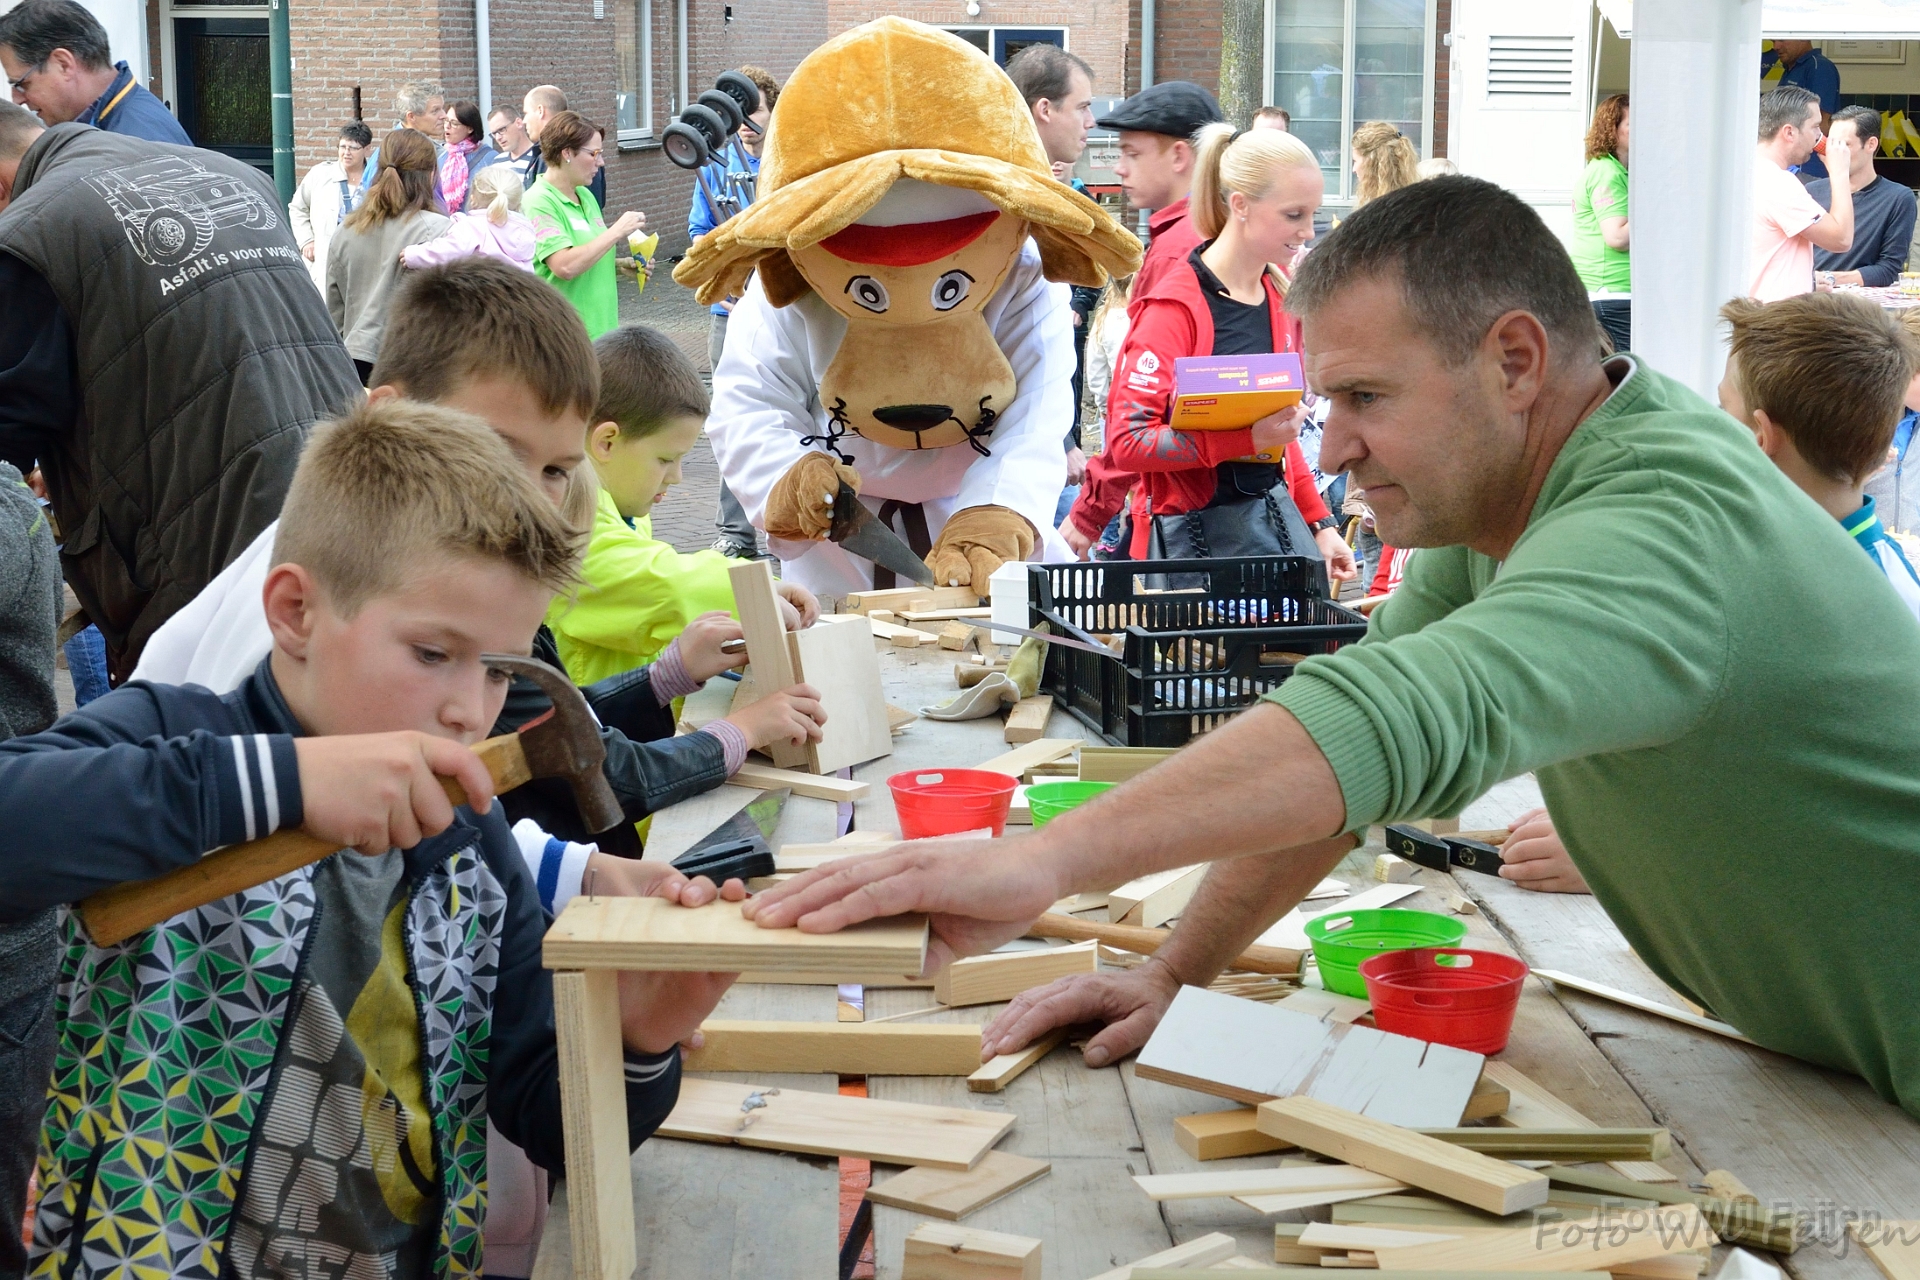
1030, 912, 1300, 976
75, 733, 531, 948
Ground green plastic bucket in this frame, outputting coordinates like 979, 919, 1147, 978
1304, 908, 1469, 997
1026, 781, 1115, 827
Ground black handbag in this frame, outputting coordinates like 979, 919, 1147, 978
1149, 462, 1327, 591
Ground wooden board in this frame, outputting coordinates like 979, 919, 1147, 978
868, 616, 941, 645
679, 1020, 983, 1075
726, 761, 870, 801
1136, 986, 1484, 1128
1531, 969, 1753, 1043
1076, 746, 1179, 783
1170, 1079, 1528, 1163
728, 559, 808, 768
975, 738, 1081, 777
1367, 1205, 1713, 1271
1255, 1096, 1549, 1217
1132, 1163, 1407, 1202
1235, 1184, 1413, 1215
660, 1076, 1013, 1170
1299, 1224, 1464, 1249
1407, 1127, 1669, 1160
1110, 865, 1208, 928
1274, 989, 1371, 1023
1849, 1220, 1920, 1280
868, 1150, 1053, 1221
903, 1223, 1041, 1279
968, 1027, 1069, 1094
1085, 1232, 1240, 1280
934, 941, 1098, 1006
1001, 695, 1053, 744
791, 614, 895, 773
902, 606, 995, 621
1481, 1060, 1677, 1182
844, 586, 980, 614
543, 897, 928, 973
551, 970, 634, 1280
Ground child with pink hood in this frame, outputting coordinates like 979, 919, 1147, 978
402, 165, 536, 271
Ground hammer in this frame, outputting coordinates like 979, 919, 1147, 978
75, 655, 623, 947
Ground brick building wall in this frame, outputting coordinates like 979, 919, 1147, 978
824, 0, 1131, 100
289, 0, 483, 173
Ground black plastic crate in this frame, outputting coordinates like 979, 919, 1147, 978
1027, 557, 1368, 747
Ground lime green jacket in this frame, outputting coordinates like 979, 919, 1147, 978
547, 488, 737, 685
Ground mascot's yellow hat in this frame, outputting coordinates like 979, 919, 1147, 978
674, 17, 1142, 307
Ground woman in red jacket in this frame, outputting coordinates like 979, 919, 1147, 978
1068, 123, 1356, 582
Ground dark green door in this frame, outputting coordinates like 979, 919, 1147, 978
172, 16, 271, 173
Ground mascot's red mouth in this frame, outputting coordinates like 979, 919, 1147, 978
819, 210, 1000, 267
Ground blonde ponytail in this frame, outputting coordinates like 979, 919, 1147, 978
1189, 121, 1321, 240
469, 164, 524, 227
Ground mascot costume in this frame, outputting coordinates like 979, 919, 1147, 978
676, 17, 1141, 595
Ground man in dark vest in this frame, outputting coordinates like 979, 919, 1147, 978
0, 103, 360, 682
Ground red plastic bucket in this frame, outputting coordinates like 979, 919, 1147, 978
1360, 947, 1529, 1054
888, 768, 1018, 839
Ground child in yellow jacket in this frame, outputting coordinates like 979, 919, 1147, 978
550, 325, 816, 685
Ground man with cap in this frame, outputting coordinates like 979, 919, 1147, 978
1061, 80, 1223, 559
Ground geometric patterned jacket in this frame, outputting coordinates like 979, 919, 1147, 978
0, 664, 681, 1280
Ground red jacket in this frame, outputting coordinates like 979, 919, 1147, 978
1070, 246, 1328, 559
1068, 200, 1204, 546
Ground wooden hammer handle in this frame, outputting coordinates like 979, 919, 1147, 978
75, 733, 531, 947
1031, 912, 1301, 975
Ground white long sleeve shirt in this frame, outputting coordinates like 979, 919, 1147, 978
706, 239, 1077, 596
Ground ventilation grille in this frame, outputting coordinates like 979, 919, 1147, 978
1488, 34, 1576, 97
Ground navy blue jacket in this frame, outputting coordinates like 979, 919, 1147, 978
76, 62, 190, 146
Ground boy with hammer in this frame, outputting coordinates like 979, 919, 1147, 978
0, 399, 742, 1279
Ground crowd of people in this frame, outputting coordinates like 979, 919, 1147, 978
4, 3, 1920, 1277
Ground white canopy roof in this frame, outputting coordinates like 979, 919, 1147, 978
1598, 0, 1920, 40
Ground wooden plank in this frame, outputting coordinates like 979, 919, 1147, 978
902, 1223, 1041, 1279
660, 1076, 1012, 1170
1172, 1085, 1518, 1162
1849, 1220, 1920, 1280
844, 586, 980, 614
873, 618, 940, 646
1367, 1205, 1714, 1271
728, 559, 808, 768
1530, 969, 1754, 1043
1111, 864, 1207, 928
903, 606, 995, 621
735, 970, 932, 986
1137, 987, 1484, 1128
678, 1020, 983, 1075
1002, 695, 1054, 744
551, 970, 635, 1280
1406, 1128, 1669, 1160
935, 941, 1098, 1006
1481, 1060, 1678, 1182
1539, 1166, 1800, 1254
791, 615, 895, 773
1030, 913, 1301, 975
1274, 989, 1371, 1024
941, 620, 982, 651
968, 1027, 1069, 1094
1076, 745, 1178, 783
726, 761, 870, 801
1255, 1097, 1549, 1216
1299, 1224, 1463, 1249
975, 737, 1081, 777
543, 897, 927, 973
1084, 1232, 1241, 1280
1133, 1163, 1407, 1202
867, 1151, 1053, 1221
1235, 1183, 1416, 1214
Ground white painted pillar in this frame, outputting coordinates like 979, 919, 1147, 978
1628, 0, 1762, 398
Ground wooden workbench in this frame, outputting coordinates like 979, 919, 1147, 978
533, 644, 1920, 1279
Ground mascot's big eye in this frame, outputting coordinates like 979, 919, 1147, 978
845, 276, 891, 314
930, 269, 974, 312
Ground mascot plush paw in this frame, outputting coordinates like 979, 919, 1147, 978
926, 505, 1035, 590
767, 453, 863, 541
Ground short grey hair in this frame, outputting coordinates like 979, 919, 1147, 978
396, 80, 446, 118
1290, 175, 1602, 366
1758, 85, 1818, 142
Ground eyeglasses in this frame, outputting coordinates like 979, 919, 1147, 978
7, 61, 45, 93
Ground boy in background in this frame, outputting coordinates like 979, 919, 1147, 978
1500, 291, 1920, 896
0, 458, 59, 1280
0, 401, 743, 1279
548, 324, 817, 687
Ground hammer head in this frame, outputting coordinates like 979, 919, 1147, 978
482, 653, 625, 834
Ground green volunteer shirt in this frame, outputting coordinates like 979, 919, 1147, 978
1571, 155, 1631, 293
1270, 357, 1920, 1116
526, 175, 620, 339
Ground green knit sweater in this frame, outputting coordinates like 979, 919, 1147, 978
1271, 359, 1920, 1116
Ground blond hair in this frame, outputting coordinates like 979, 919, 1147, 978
1190, 121, 1320, 241
1415, 156, 1458, 180
1351, 122, 1418, 209
470, 164, 524, 226
274, 398, 583, 615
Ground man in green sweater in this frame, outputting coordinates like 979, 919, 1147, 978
747, 175, 1920, 1119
